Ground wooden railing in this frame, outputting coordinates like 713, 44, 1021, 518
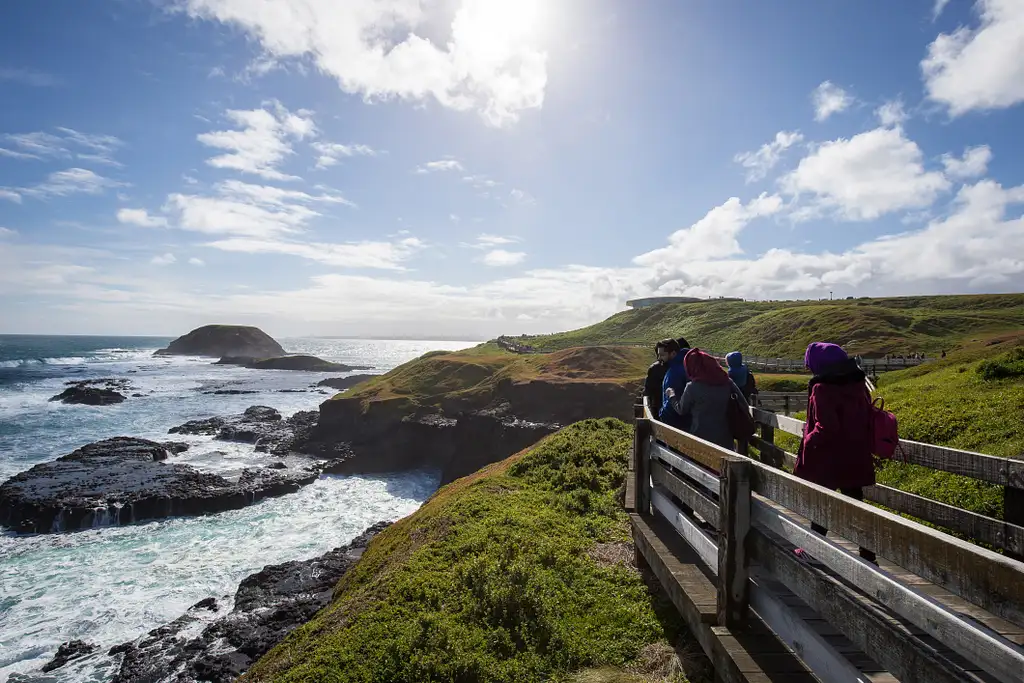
627, 399, 1024, 683
752, 391, 806, 416
751, 409, 1024, 559
708, 352, 929, 374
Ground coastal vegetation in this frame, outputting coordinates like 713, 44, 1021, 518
245, 419, 703, 683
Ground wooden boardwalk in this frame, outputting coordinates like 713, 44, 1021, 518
626, 401, 1024, 683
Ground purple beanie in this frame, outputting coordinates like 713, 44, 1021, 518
804, 342, 848, 375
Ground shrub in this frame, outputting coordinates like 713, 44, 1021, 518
976, 347, 1024, 381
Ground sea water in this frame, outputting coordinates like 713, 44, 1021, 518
0, 336, 475, 681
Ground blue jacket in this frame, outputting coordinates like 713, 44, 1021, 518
660, 351, 690, 428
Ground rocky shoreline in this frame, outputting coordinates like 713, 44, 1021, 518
39, 522, 390, 681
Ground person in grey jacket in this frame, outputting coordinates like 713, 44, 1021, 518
664, 348, 748, 451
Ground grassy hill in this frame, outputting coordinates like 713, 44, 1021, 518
513, 294, 1024, 358
245, 420, 706, 683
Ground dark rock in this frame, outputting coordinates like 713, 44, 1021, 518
269, 461, 287, 469
110, 523, 389, 683
42, 639, 97, 672
0, 437, 322, 534
170, 407, 317, 457
193, 597, 219, 611
162, 441, 191, 455
315, 373, 378, 391
203, 389, 259, 395
213, 356, 257, 366
154, 325, 285, 359
131, 393, 145, 398
239, 355, 371, 372
49, 386, 127, 405
169, 416, 226, 436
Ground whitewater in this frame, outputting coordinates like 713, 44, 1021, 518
0, 336, 475, 682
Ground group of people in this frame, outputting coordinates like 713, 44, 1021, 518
642, 338, 878, 563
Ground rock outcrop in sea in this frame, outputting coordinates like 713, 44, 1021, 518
107, 522, 389, 683
0, 434, 322, 534
49, 378, 135, 405
215, 354, 372, 372
316, 373, 378, 391
154, 325, 285, 359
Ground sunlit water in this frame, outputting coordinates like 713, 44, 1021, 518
0, 336, 476, 681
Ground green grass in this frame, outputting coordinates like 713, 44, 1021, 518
245, 420, 698, 683
513, 294, 1024, 358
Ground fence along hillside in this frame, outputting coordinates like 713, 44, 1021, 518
625, 398, 1024, 683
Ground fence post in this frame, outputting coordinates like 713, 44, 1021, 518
1005, 459, 1024, 561
783, 395, 791, 416
634, 417, 652, 516
760, 420, 780, 468
717, 457, 752, 628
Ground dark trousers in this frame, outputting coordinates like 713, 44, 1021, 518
810, 487, 877, 564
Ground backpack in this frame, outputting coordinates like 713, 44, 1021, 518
727, 388, 756, 440
870, 397, 901, 459
743, 373, 757, 399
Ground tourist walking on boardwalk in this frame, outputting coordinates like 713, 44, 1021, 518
796, 342, 877, 563
664, 348, 749, 451
642, 341, 672, 413
726, 351, 757, 401
658, 338, 690, 429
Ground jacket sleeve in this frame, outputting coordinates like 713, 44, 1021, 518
804, 385, 839, 450
729, 380, 749, 411
671, 381, 696, 416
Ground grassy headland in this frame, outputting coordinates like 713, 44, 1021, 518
245, 420, 703, 683
510, 294, 1024, 358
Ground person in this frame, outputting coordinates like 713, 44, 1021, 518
726, 351, 757, 401
665, 348, 748, 451
796, 342, 876, 563
658, 338, 690, 429
642, 341, 671, 413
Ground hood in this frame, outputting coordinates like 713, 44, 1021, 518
726, 352, 744, 369
805, 342, 849, 376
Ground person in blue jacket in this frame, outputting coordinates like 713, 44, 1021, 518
659, 337, 691, 429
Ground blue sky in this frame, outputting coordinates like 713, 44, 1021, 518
1, 0, 1023, 338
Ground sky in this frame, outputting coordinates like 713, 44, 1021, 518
1, 0, 1023, 338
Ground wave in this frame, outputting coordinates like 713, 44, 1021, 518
0, 349, 159, 368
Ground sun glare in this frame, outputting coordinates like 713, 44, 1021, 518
455, 0, 548, 52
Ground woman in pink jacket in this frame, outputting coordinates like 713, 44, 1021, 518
796, 342, 876, 563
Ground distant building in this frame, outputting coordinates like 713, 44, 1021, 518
626, 296, 744, 309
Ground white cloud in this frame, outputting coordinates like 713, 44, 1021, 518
0, 189, 22, 203
197, 102, 315, 180
634, 193, 783, 267
450, 214, 460, 223
179, 0, 549, 127
734, 131, 804, 182
117, 208, 169, 228
509, 188, 535, 204
941, 145, 993, 178
933, 0, 953, 20
151, 253, 177, 266
812, 81, 853, 121
481, 249, 526, 266
1, 128, 123, 165
0, 147, 41, 160
780, 127, 950, 220
875, 100, 908, 127
0, 227, 16, 238
4, 132, 66, 157
464, 233, 520, 248
206, 236, 425, 270
312, 141, 378, 169
188, 257, 206, 266
416, 158, 464, 174
0, 68, 60, 87
22, 168, 126, 199
922, 0, 1024, 115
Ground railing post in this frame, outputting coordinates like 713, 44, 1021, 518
717, 457, 751, 629
635, 417, 652, 516
783, 394, 791, 416
1005, 460, 1024, 560
760, 420, 780, 469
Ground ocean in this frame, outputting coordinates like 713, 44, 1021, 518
0, 335, 476, 682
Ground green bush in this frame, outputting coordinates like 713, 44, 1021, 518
976, 348, 1024, 381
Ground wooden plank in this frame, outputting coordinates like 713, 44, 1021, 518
649, 440, 719, 493
749, 461, 1024, 627
652, 420, 731, 473
718, 457, 752, 629
635, 418, 652, 515
750, 497, 1024, 683
746, 579, 869, 683
651, 460, 720, 528
750, 435, 797, 470
751, 408, 805, 437
864, 484, 1024, 556
749, 528, 977, 683
652, 487, 718, 572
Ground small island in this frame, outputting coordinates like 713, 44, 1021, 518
216, 355, 371, 372
154, 325, 285, 359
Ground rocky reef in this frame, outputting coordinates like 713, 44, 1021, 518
49, 378, 135, 405
154, 325, 285, 359
106, 522, 389, 683
316, 373, 378, 391
215, 354, 372, 372
0, 435, 322, 534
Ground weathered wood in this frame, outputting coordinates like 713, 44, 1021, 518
718, 457, 752, 629
750, 496, 1024, 683
865, 484, 1024, 556
749, 460, 1024, 626
749, 528, 977, 683
635, 418, 652, 515
649, 440, 719, 493
1006, 471, 1024, 561
634, 402, 644, 419
652, 420, 729, 473
751, 408, 805, 437
747, 578, 869, 683
652, 487, 718, 571
651, 460, 720, 528
750, 435, 796, 470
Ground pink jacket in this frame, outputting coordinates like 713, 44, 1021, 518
796, 380, 875, 490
